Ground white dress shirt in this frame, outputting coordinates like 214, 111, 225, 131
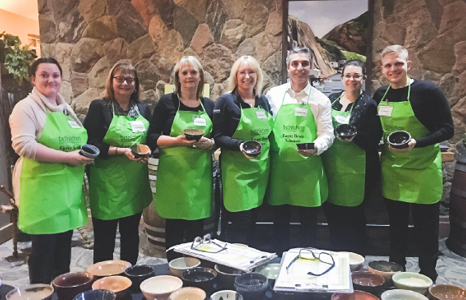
266, 82, 334, 155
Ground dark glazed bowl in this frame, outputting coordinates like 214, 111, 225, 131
181, 267, 217, 296
80, 144, 100, 158
183, 128, 205, 141
73, 289, 116, 300
336, 124, 357, 140
242, 141, 262, 158
214, 264, 244, 290
130, 144, 151, 158
352, 271, 385, 295
387, 130, 411, 149
124, 265, 155, 293
234, 273, 268, 300
368, 261, 403, 285
6, 284, 54, 300
296, 143, 314, 150
52, 272, 94, 300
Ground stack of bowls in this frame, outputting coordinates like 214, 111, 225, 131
87, 260, 132, 279
6, 284, 54, 300
91, 276, 132, 298
214, 264, 244, 290
140, 275, 183, 300
428, 284, 466, 300
169, 257, 201, 278
52, 272, 94, 300
234, 273, 268, 300
392, 272, 433, 295
124, 265, 155, 292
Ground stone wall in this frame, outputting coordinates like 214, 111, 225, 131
38, 0, 283, 119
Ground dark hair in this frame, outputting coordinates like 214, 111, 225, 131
29, 57, 63, 78
341, 59, 366, 76
287, 47, 314, 66
105, 61, 140, 102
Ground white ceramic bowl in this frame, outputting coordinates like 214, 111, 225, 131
168, 257, 201, 278
169, 287, 205, 300
381, 289, 428, 300
140, 275, 183, 300
392, 272, 433, 295
87, 260, 132, 278
342, 252, 364, 272
6, 284, 54, 300
210, 290, 243, 300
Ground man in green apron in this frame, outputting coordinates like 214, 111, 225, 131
374, 45, 454, 282
266, 47, 334, 255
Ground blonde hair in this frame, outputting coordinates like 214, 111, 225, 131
174, 56, 205, 99
381, 45, 409, 60
105, 61, 140, 102
228, 56, 264, 96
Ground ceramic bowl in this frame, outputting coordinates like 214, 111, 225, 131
336, 124, 357, 140
124, 264, 155, 292
381, 289, 428, 300
169, 257, 201, 278
352, 271, 385, 295
387, 130, 411, 149
392, 272, 433, 295
296, 143, 314, 150
169, 287, 206, 300
210, 290, 243, 300
182, 267, 217, 295
214, 264, 244, 290
140, 275, 183, 300
183, 128, 205, 141
80, 144, 100, 158
242, 141, 262, 157
234, 273, 268, 300
73, 289, 116, 300
368, 261, 403, 284
346, 252, 365, 272
6, 284, 54, 300
52, 272, 94, 300
428, 284, 466, 300
131, 144, 151, 158
331, 290, 380, 300
91, 276, 132, 299
255, 263, 281, 289
87, 260, 132, 278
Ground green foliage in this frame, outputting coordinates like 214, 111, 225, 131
341, 50, 366, 62
0, 31, 37, 85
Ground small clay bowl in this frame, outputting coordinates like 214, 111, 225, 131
124, 265, 155, 293
234, 273, 268, 300
182, 267, 217, 296
131, 144, 151, 158
183, 128, 205, 141
140, 275, 183, 300
336, 124, 357, 140
80, 144, 100, 158
91, 276, 132, 299
368, 261, 403, 284
210, 290, 243, 300
428, 284, 466, 300
73, 289, 116, 300
331, 290, 380, 300
352, 271, 385, 295
52, 272, 94, 300
392, 272, 433, 295
296, 143, 314, 150
6, 284, 54, 300
87, 260, 132, 278
169, 287, 206, 300
387, 130, 411, 149
214, 264, 244, 290
169, 257, 201, 278
242, 141, 262, 158
381, 289, 428, 300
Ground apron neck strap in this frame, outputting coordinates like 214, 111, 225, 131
381, 77, 411, 104
282, 85, 312, 107
332, 92, 358, 118
177, 96, 206, 113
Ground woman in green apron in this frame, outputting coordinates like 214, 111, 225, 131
213, 56, 273, 244
10, 58, 93, 283
147, 56, 215, 261
84, 62, 152, 265
321, 60, 382, 255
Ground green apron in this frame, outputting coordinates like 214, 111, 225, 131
19, 111, 87, 234
268, 89, 328, 207
89, 103, 152, 219
322, 95, 366, 206
155, 99, 213, 220
221, 102, 273, 212
378, 81, 442, 204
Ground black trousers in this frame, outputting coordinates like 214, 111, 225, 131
221, 207, 258, 245
384, 198, 439, 282
92, 212, 142, 265
165, 218, 205, 261
29, 230, 73, 284
273, 205, 320, 256
322, 201, 366, 255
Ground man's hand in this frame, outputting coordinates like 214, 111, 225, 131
389, 138, 416, 153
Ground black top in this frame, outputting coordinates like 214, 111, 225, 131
373, 80, 454, 148
146, 93, 215, 150
213, 92, 272, 151
83, 98, 152, 159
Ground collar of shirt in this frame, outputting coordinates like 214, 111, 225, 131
285, 82, 312, 104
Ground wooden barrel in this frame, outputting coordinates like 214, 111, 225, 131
446, 154, 466, 257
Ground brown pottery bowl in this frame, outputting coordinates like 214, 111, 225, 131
52, 272, 94, 300
428, 284, 466, 300
87, 260, 132, 278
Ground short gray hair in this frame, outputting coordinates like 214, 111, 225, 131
286, 47, 313, 66
381, 45, 409, 60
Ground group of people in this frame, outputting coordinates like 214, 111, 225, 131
9, 44, 453, 285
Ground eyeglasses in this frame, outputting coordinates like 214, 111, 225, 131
191, 234, 227, 253
286, 248, 335, 276
113, 76, 135, 85
343, 73, 364, 80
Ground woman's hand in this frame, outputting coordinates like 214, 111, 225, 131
157, 135, 195, 148
193, 137, 214, 150
297, 147, 318, 157
122, 148, 149, 163
240, 143, 255, 159
65, 150, 94, 166
337, 135, 355, 142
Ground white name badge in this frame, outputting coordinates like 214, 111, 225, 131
335, 115, 350, 124
68, 120, 80, 128
295, 107, 308, 117
131, 120, 146, 132
194, 117, 207, 127
256, 110, 267, 119
378, 106, 393, 117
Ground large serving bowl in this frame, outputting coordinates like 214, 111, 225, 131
392, 272, 433, 295
181, 267, 217, 295
52, 272, 94, 300
346, 252, 365, 272
428, 284, 466, 300
169, 287, 206, 300
169, 257, 201, 278
124, 265, 155, 293
87, 260, 132, 278
73, 290, 116, 300
381, 289, 428, 300
6, 284, 54, 300
255, 263, 280, 289
352, 271, 385, 295
234, 273, 268, 300
368, 261, 403, 284
210, 290, 243, 300
140, 275, 183, 300
214, 264, 244, 290
91, 276, 131, 299
331, 290, 380, 300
